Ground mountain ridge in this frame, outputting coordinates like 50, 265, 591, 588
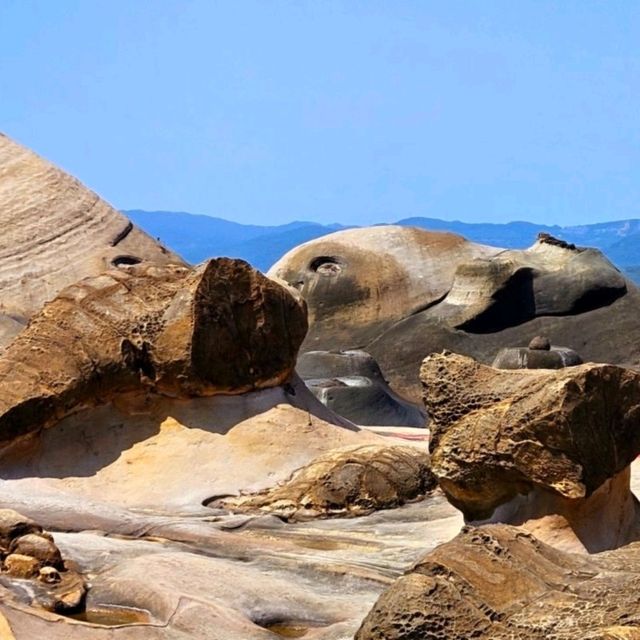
125, 209, 640, 282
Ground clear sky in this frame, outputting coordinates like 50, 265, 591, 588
1, 1, 638, 226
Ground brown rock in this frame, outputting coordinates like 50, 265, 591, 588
9, 534, 64, 570
221, 445, 435, 520
421, 352, 640, 521
0, 258, 307, 443
0, 508, 42, 547
356, 523, 640, 639
528, 335, 551, 350
4, 553, 40, 578
0, 133, 183, 346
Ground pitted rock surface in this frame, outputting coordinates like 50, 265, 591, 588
0, 258, 307, 443
219, 445, 435, 520
420, 352, 640, 519
357, 523, 640, 639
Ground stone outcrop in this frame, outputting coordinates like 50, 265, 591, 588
356, 523, 640, 640
0, 133, 183, 345
299, 350, 426, 427
421, 352, 640, 551
492, 340, 583, 369
0, 509, 85, 613
218, 444, 435, 520
270, 226, 640, 400
0, 258, 307, 445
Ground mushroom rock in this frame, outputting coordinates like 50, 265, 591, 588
492, 336, 583, 369
356, 523, 640, 640
219, 444, 435, 521
421, 351, 640, 552
298, 350, 426, 427
0, 133, 183, 345
270, 226, 640, 401
0, 257, 308, 445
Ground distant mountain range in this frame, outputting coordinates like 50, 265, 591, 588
126, 210, 640, 283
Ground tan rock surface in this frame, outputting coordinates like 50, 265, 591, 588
356, 523, 640, 640
0, 133, 183, 344
421, 352, 640, 551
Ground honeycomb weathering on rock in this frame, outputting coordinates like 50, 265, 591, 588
356, 523, 640, 639
219, 444, 435, 520
0, 133, 183, 345
0, 258, 307, 444
420, 352, 640, 519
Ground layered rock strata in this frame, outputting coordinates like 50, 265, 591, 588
0, 133, 182, 345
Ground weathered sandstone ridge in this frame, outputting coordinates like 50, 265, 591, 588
421, 352, 640, 552
356, 523, 640, 640
0, 133, 182, 344
270, 226, 640, 400
0, 258, 307, 445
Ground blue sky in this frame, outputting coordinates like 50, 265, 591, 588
1, 1, 638, 226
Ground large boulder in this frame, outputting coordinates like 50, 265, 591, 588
270, 227, 640, 401
0, 258, 307, 444
421, 352, 640, 552
356, 523, 640, 640
0, 133, 183, 344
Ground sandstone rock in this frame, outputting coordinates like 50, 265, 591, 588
0, 509, 42, 547
9, 534, 63, 570
299, 350, 426, 427
220, 445, 435, 521
270, 226, 640, 401
0, 133, 183, 345
492, 344, 582, 369
38, 567, 61, 584
420, 352, 640, 553
421, 352, 640, 520
529, 335, 551, 350
0, 258, 307, 444
4, 554, 40, 579
356, 523, 640, 639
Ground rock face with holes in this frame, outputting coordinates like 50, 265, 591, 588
0, 258, 307, 444
270, 227, 640, 401
298, 350, 426, 427
0, 132, 183, 345
356, 523, 640, 640
220, 444, 435, 520
421, 351, 640, 552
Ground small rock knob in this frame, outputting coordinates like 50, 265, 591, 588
528, 336, 551, 351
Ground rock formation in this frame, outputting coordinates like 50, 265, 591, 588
0, 258, 307, 445
492, 335, 583, 369
298, 350, 426, 427
0, 509, 85, 613
0, 133, 183, 345
421, 351, 640, 552
219, 444, 435, 520
270, 226, 640, 400
356, 523, 640, 640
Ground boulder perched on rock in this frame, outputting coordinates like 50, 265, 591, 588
299, 350, 426, 427
270, 226, 640, 401
492, 342, 583, 369
0, 133, 183, 345
0, 258, 307, 444
219, 444, 435, 521
356, 523, 640, 639
421, 352, 640, 552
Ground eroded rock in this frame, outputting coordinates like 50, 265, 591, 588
219, 445, 435, 521
0, 133, 183, 345
0, 258, 307, 444
356, 523, 640, 639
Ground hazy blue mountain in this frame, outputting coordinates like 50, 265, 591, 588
125, 210, 640, 283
